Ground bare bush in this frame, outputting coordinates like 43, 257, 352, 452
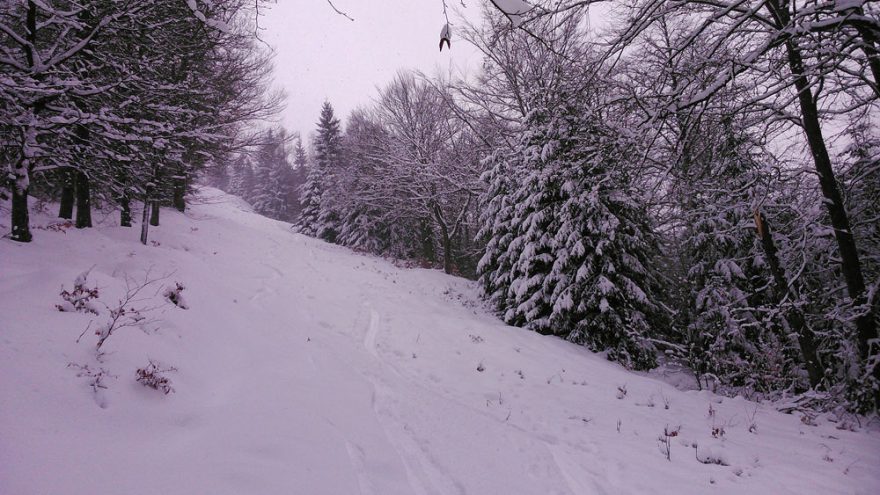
73, 269, 166, 349
135, 360, 177, 395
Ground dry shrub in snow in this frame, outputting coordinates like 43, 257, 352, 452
163, 282, 189, 309
136, 360, 177, 395
68, 363, 114, 393
68, 363, 116, 409
82, 270, 165, 349
658, 425, 679, 461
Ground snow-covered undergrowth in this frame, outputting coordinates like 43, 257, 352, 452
2, 188, 878, 495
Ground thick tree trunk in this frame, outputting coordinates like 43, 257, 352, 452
58, 169, 74, 219
11, 185, 32, 243
782, 34, 879, 388
173, 175, 186, 212
150, 201, 160, 227
75, 170, 92, 229
756, 212, 822, 387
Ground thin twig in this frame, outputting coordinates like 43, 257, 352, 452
327, 0, 354, 21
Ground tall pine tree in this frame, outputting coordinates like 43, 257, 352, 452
297, 102, 342, 240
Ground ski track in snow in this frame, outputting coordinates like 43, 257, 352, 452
2, 188, 879, 495
548, 443, 610, 495
364, 307, 381, 361
356, 304, 469, 494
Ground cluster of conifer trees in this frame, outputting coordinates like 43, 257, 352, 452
290, 5, 879, 411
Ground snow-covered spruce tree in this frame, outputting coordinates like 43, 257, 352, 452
477, 146, 522, 313
251, 129, 293, 220
228, 156, 256, 202
495, 112, 559, 331
479, 98, 670, 370
314, 102, 344, 242
283, 137, 310, 221
680, 139, 806, 393
297, 163, 324, 237
297, 102, 342, 240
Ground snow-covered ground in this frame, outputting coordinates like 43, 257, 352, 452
2, 188, 878, 495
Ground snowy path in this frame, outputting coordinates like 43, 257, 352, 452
2, 188, 878, 495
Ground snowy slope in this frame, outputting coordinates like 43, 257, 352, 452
1, 188, 878, 495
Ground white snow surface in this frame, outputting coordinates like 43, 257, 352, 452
1, 188, 878, 495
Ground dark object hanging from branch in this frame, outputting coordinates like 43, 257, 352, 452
440, 23, 451, 51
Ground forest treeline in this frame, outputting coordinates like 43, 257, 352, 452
4, 1, 878, 411
1, 0, 280, 243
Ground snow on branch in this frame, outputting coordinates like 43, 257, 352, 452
185, 0, 232, 32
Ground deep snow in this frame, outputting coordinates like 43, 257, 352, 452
1, 188, 878, 495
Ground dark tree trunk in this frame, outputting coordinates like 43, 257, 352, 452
433, 205, 453, 275
140, 200, 150, 245
420, 219, 435, 263
756, 212, 822, 387
777, 21, 879, 393
119, 193, 131, 227
173, 175, 186, 212
75, 170, 92, 229
442, 235, 453, 274
11, 185, 32, 243
150, 201, 160, 226
58, 169, 74, 219
116, 171, 131, 227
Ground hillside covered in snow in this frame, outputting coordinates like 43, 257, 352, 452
2, 189, 878, 495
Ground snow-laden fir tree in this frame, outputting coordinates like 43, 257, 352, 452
477, 146, 522, 312
680, 133, 799, 392
293, 138, 309, 171
479, 97, 670, 370
228, 156, 255, 202
298, 164, 323, 236
313, 102, 343, 243
282, 137, 310, 221
251, 129, 293, 220
297, 102, 342, 240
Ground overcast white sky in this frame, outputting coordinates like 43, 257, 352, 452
260, 0, 484, 140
